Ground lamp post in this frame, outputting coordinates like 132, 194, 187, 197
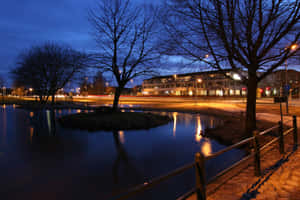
284, 44, 298, 114
173, 74, 177, 96
285, 59, 289, 114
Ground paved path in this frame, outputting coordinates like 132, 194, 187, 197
253, 148, 300, 200
186, 117, 300, 200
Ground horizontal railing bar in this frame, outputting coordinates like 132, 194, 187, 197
260, 137, 280, 152
259, 125, 279, 136
112, 118, 295, 200
206, 137, 254, 160
177, 188, 197, 200
207, 152, 254, 185
283, 127, 294, 136
113, 162, 195, 200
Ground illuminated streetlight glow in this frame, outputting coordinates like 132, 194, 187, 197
197, 78, 202, 83
291, 44, 298, 51
205, 54, 209, 58
233, 73, 241, 80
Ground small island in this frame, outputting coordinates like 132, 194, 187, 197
59, 108, 172, 131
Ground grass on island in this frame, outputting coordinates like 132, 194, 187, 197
59, 108, 171, 131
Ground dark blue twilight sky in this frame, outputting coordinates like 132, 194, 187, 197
0, 0, 163, 86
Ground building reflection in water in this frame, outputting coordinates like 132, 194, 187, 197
172, 112, 178, 137
195, 116, 202, 143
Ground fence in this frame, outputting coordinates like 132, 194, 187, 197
111, 116, 298, 200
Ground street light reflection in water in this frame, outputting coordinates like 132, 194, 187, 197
195, 116, 203, 142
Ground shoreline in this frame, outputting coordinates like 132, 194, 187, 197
9, 102, 282, 149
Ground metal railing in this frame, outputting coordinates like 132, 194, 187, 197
111, 116, 298, 200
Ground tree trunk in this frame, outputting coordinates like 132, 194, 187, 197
51, 93, 55, 105
113, 86, 123, 111
246, 72, 258, 137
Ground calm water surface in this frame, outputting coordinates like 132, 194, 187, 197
0, 105, 245, 200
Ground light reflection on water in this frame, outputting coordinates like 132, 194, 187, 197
172, 112, 178, 137
195, 116, 203, 143
0, 106, 245, 200
118, 130, 125, 144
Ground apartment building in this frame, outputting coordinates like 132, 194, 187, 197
142, 69, 300, 98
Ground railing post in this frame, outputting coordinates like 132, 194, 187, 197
253, 130, 261, 177
195, 152, 206, 200
293, 115, 298, 148
278, 121, 284, 154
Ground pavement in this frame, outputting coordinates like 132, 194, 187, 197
186, 114, 300, 200
186, 130, 299, 200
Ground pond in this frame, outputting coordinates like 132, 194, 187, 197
0, 105, 245, 200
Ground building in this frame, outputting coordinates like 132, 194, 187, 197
142, 69, 300, 98
263, 69, 300, 98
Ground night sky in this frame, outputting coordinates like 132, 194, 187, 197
0, 0, 162, 86
1, 0, 299, 86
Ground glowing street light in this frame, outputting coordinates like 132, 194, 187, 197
233, 73, 241, 81
290, 44, 298, 51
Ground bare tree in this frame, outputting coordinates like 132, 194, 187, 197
163, 0, 300, 135
89, 0, 161, 111
12, 42, 90, 104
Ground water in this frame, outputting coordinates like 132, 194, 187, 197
0, 105, 245, 200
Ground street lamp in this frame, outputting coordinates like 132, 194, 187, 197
284, 43, 298, 114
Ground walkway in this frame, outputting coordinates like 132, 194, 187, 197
187, 116, 300, 200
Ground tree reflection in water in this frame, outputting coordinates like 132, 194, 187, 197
29, 108, 57, 136
112, 130, 141, 185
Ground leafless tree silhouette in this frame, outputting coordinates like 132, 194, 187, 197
12, 42, 90, 104
163, 0, 300, 135
89, 0, 161, 110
